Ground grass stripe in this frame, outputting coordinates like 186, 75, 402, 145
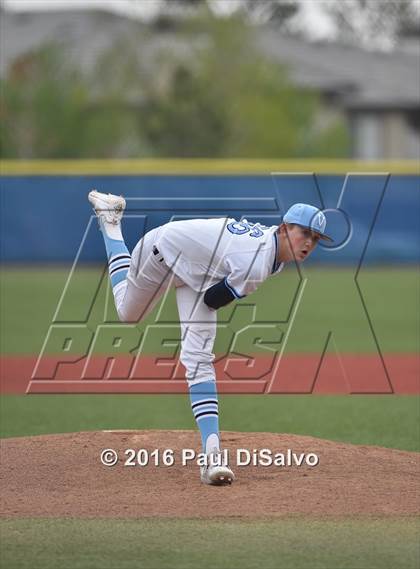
1, 394, 419, 451
1, 518, 418, 569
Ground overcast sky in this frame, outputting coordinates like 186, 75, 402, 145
1, 0, 335, 38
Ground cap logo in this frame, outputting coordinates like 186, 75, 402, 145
315, 212, 326, 232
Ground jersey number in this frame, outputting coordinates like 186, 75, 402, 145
227, 221, 268, 238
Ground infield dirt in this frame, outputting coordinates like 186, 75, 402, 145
1, 430, 419, 519
1, 354, 419, 394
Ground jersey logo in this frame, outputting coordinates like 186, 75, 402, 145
227, 221, 268, 238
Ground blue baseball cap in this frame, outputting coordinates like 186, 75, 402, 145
283, 203, 333, 242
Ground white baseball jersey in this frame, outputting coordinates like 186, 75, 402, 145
156, 217, 284, 298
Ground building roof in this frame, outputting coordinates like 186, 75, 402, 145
258, 28, 420, 110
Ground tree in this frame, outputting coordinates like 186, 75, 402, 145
157, 0, 301, 28
0, 46, 88, 158
0, 43, 144, 158
140, 15, 348, 157
238, 0, 300, 27
142, 65, 229, 157
0, 15, 350, 159
319, 0, 420, 50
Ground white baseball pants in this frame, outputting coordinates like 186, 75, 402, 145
112, 227, 217, 386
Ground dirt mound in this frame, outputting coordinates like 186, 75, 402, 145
1, 430, 418, 519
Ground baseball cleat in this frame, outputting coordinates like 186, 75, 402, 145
88, 190, 126, 225
200, 448, 235, 486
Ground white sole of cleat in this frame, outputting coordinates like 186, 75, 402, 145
88, 190, 126, 225
200, 449, 235, 486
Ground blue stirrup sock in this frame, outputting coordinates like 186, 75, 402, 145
99, 219, 131, 292
189, 380, 220, 455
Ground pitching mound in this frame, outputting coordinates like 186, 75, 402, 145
1, 430, 418, 519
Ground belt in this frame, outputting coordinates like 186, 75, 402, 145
153, 246, 164, 262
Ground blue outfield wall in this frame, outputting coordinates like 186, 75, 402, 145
1, 174, 419, 264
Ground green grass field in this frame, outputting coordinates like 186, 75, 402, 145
1, 267, 419, 569
1, 267, 418, 354
1, 394, 419, 450
1, 518, 419, 569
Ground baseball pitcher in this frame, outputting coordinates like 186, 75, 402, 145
88, 190, 332, 485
